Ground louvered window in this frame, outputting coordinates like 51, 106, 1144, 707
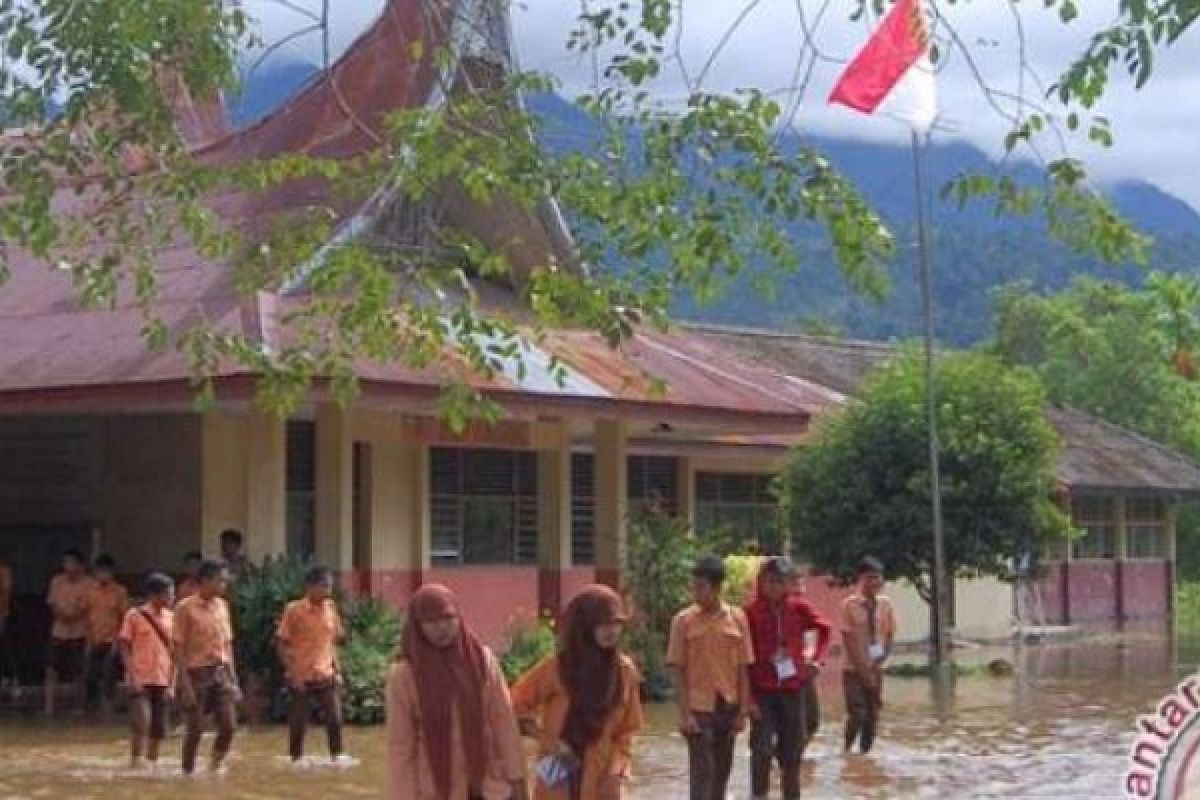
571, 453, 595, 565
627, 455, 679, 517
430, 448, 538, 565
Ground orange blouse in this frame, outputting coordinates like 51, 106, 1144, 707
511, 654, 644, 800
386, 646, 526, 800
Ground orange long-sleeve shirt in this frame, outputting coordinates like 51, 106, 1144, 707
511, 654, 644, 800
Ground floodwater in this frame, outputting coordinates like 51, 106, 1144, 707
0, 631, 1192, 799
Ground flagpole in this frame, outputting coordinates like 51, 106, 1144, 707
911, 128, 948, 667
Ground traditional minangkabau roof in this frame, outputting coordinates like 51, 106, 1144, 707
0, 0, 823, 430
688, 322, 1200, 495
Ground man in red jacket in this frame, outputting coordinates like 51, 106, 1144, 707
745, 557, 832, 800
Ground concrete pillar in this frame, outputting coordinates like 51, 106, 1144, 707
200, 412, 246, 559
675, 456, 695, 527
315, 404, 354, 571
1167, 501, 1179, 621
244, 410, 287, 561
537, 421, 572, 614
364, 439, 422, 603
1114, 495, 1128, 625
593, 419, 627, 589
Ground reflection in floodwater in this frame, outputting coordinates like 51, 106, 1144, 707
0, 630, 1193, 799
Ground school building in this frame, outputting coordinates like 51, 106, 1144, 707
2, 0, 1197, 668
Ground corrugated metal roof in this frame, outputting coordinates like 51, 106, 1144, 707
0, 1, 822, 429
690, 323, 1200, 494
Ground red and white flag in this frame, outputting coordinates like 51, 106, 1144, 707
829, 0, 938, 132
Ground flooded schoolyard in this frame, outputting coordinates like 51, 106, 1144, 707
0, 631, 1191, 798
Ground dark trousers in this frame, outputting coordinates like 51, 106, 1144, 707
182, 666, 238, 774
84, 643, 119, 710
802, 679, 820, 743
287, 681, 344, 760
686, 698, 739, 800
842, 670, 883, 754
750, 689, 806, 800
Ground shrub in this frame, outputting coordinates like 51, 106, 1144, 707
623, 510, 701, 698
500, 614, 556, 684
227, 556, 402, 724
722, 555, 763, 608
228, 556, 309, 719
341, 596, 403, 724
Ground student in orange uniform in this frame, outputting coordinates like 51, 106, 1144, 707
512, 585, 643, 800
45, 548, 93, 716
840, 556, 898, 755
174, 560, 241, 775
276, 565, 347, 764
84, 555, 129, 714
386, 584, 527, 800
667, 555, 755, 800
118, 573, 175, 770
176, 551, 202, 604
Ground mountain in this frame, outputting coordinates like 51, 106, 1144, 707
234, 65, 1200, 345
526, 92, 1200, 345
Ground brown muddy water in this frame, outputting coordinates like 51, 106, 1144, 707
0, 632, 1192, 799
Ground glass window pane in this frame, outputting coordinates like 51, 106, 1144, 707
462, 498, 515, 564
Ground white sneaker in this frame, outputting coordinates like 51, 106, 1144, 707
331, 754, 359, 768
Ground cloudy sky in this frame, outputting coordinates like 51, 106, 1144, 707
242, 1, 1200, 209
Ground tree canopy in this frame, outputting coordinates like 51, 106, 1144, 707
780, 350, 1066, 601
0, 1, 1195, 418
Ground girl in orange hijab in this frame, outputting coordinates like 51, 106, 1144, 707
386, 584, 528, 800
511, 585, 644, 800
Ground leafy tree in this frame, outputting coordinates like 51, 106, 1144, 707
0, 1, 1192, 419
991, 275, 1200, 579
780, 351, 1066, 624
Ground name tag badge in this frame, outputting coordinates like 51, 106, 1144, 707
868, 642, 886, 662
773, 654, 798, 681
535, 755, 571, 787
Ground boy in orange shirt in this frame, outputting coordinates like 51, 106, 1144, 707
174, 560, 241, 775
176, 551, 202, 604
840, 556, 898, 754
118, 573, 175, 769
45, 548, 92, 716
276, 565, 347, 764
84, 555, 129, 714
667, 555, 755, 800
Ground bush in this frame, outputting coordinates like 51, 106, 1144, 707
1178, 581, 1200, 631
624, 511, 701, 699
227, 556, 402, 724
229, 556, 310, 718
722, 555, 763, 607
500, 614, 557, 684
341, 596, 403, 724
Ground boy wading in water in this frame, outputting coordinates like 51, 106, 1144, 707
840, 556, 897, 755
45, 548, 92, 716
745, 557, 832, 800
84, 555, 128, 715
174, 560, 241, 774
668, 555, 755, 800
118, 573, 175, 770
276, 565, 348, 765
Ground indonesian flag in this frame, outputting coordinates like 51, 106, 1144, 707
829, 0, 938, 132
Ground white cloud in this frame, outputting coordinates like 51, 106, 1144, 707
242, 1, 1200, 209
